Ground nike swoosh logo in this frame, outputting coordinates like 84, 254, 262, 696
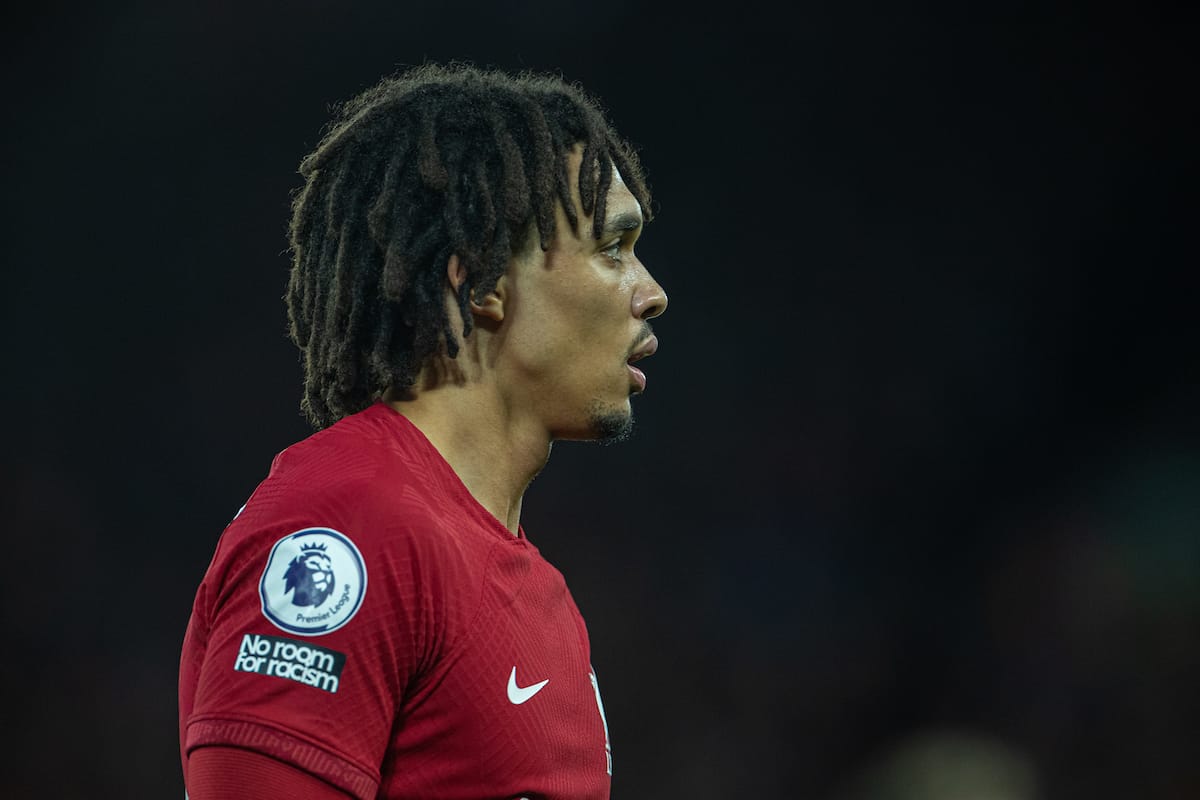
507, 666, 549, 705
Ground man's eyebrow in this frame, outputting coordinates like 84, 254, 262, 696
598, 211, 644, 238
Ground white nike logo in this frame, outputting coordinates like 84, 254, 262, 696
507, 666, 549, 705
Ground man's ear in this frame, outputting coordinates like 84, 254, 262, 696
446, 254, 505, 322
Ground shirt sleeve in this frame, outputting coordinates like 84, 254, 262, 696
186, 746, 354, 800
182, 497, 450, 799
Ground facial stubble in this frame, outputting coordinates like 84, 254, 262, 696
587, 398, 635, 445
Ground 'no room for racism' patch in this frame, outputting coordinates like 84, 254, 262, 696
234, 632, 346, 693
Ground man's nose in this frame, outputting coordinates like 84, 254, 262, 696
633, 272, 668, 320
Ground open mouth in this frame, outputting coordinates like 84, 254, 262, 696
626, 335, 658, 393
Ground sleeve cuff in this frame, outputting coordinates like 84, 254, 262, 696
186, 717, 379, 800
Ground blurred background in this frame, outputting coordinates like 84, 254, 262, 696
3, 2, 1197, 798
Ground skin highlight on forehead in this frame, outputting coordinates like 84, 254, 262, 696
597, 163, 644, 238
567, 152, 644, 241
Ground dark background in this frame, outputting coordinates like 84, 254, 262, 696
4, 3, 1197, 798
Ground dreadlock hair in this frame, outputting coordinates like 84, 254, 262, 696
285, 62, 653, 429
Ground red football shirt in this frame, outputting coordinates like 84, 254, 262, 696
179, 402, 613, 799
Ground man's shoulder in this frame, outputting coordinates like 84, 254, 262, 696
267, 404, 432, 496
230, 404, 481, 556
275, 402, 409, 466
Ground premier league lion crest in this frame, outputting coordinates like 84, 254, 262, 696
284, 542, 336, 607
259, 528, 367, 635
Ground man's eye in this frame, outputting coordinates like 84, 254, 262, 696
602, 241, 622, 261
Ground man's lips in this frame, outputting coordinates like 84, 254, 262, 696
627, 335, 658, 392
628, 334, 658, 364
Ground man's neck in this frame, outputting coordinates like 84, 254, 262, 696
383, 381, 550, 535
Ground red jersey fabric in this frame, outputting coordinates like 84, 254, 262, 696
179, 402, 612, 799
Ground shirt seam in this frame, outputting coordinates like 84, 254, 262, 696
185, 711, 379, 790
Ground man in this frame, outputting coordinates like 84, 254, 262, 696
178, 63, 667, 800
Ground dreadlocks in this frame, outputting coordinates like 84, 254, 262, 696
285, 63, 653, 429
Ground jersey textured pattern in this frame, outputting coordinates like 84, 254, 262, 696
179, 402, 612, 799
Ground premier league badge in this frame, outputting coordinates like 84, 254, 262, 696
259, 528, 367, 635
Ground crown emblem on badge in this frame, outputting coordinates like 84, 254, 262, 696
300, 542, 329, 554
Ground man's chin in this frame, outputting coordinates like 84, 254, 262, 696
584, 400, 634, 444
